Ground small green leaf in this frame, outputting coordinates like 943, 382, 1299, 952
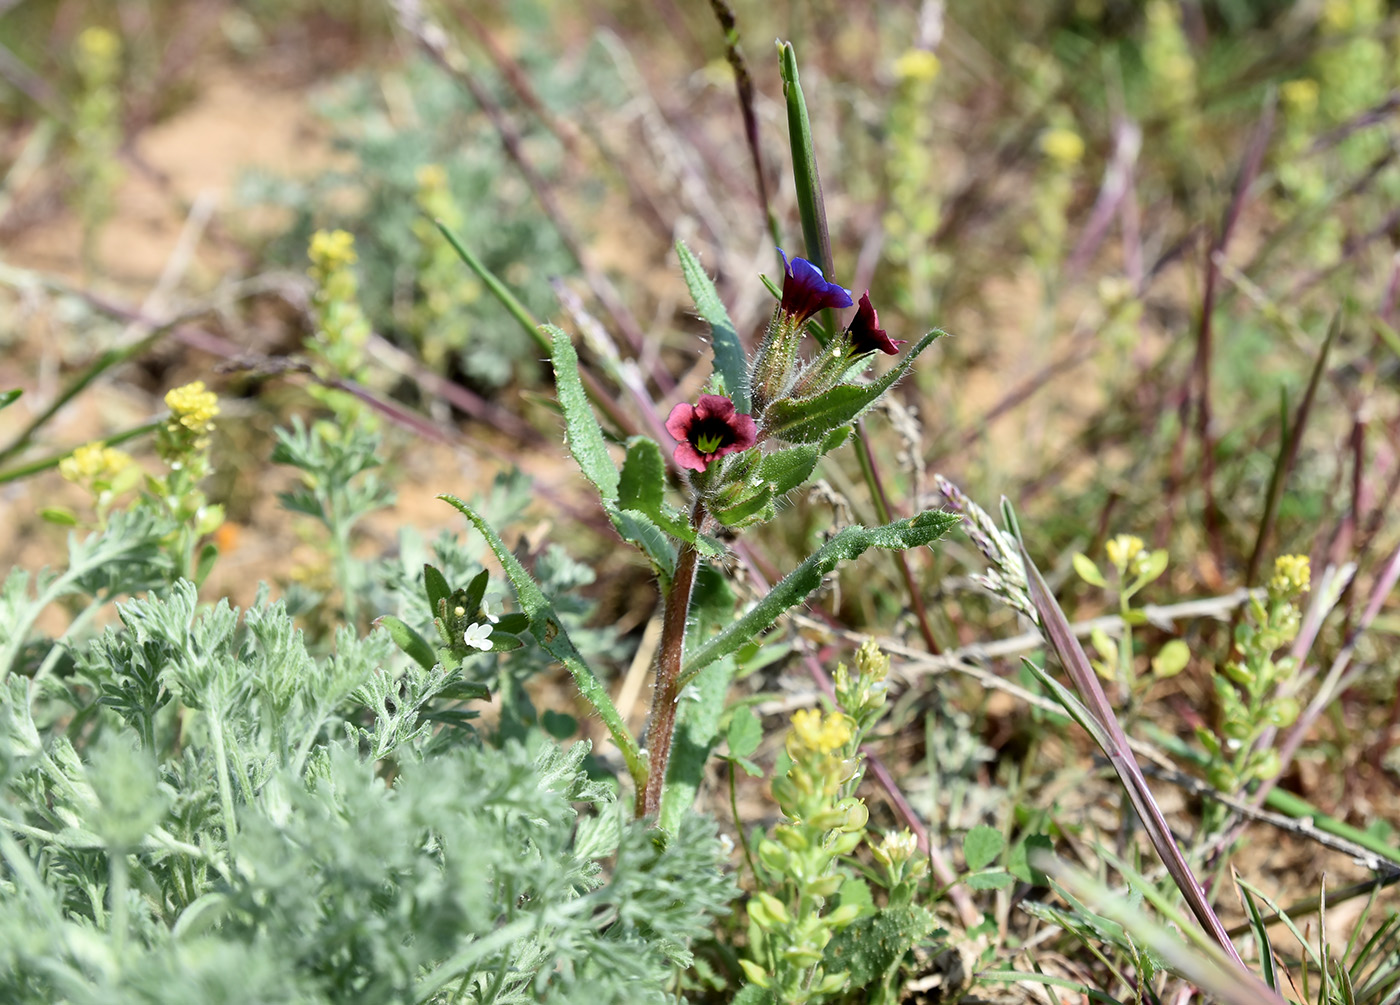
424, 563, 451, 613
619, 437, 666, 514
822, 903, 936, 994
727, 705, 762, 759
0, 389, 21, 410
677, 241, 750, 414
608, 506, 677, 581
545, 323, 619, 503
40, 506, 78, 526
460, 569, 490, 618
193, 542, 219, 587
967, 870, 1016, 890
762, 331, 943, 443
437, 680, 491, 702
1072, 552, 1106, 587
712, 484, 774, 528
493, 613, 529, 634
964, 824, 1005, 871
484, 633, 524, 652
376, 615, 437, 671
542, 709, 578, 739
1137, 548, 1169, 586
1152, 639, 1191, 678
1008, 834, 1053, 885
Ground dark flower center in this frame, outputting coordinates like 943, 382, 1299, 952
691, 419, 734, 455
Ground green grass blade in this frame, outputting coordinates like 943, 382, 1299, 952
434, 219, 548, 353
778, 40, 832, 282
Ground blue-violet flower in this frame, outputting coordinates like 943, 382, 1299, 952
779, 248, 852, 324
666, 394, 758, 472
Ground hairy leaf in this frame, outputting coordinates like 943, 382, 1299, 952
677, 241, 750, 413
680, 508, 958, 684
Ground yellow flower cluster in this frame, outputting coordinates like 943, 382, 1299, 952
59, 442, 133, 484
308, 229, 358, 274
787, 708, 853, 760
1040, 127, 1085, 167
165, 381, 219, 434
158, 380, 219, 467
1105, 534, 1144, 571
1270, 555, 1311, 598
893, 49, 940, 84
75, 26, 121, 83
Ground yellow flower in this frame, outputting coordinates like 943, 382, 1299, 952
76, 26, 121, 71
59, 442, 133, 484
893, 49, 941, 84
308, 229, 358, 273
165, 381, 220, 434
1105, 534, 1145, 571
1040, 127, 1085, 167
1280, 79, 1319, 117
1270, 555, 1311, 597
788, 708, 853, 757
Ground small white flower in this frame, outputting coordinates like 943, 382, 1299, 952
480, 595, 500, 624
462, 623, 493, 651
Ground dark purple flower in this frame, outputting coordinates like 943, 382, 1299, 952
665, 394, 758, 473
778, 248, 852, 324
846, 292, 905, 355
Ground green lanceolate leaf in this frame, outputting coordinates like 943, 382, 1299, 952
759, 425, 851, 495
423, 564, 451, 613
607, 505, 677, 582
659, 656, 735, 833
619, 436, 666, 513
618, 436, 724, 555
712, 484, 774, 529
679, 508, 959, 684
376, 615, 437, 672
545, 323, 619, 503
439, 494, 643, 784
763, 331, 943, 443
677, 240, 750, 413
0, 389, 20, 411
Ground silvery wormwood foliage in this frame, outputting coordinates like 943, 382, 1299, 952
0, 577, 735, 1004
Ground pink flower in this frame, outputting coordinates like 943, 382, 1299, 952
846, 292, 905, 355
665, 394, 758, 472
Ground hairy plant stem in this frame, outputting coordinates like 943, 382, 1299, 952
637, 500, 706, 819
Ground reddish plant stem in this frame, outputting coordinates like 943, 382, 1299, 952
637, 502, 706, 819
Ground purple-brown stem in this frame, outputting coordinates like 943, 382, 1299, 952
637, 502, 706, 819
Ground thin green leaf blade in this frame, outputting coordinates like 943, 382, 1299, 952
680, 509, 958, 684
545, 323, 619, 504
438, 494, 642, 782
677, 241, 750, 413
778, 40, 832, 288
